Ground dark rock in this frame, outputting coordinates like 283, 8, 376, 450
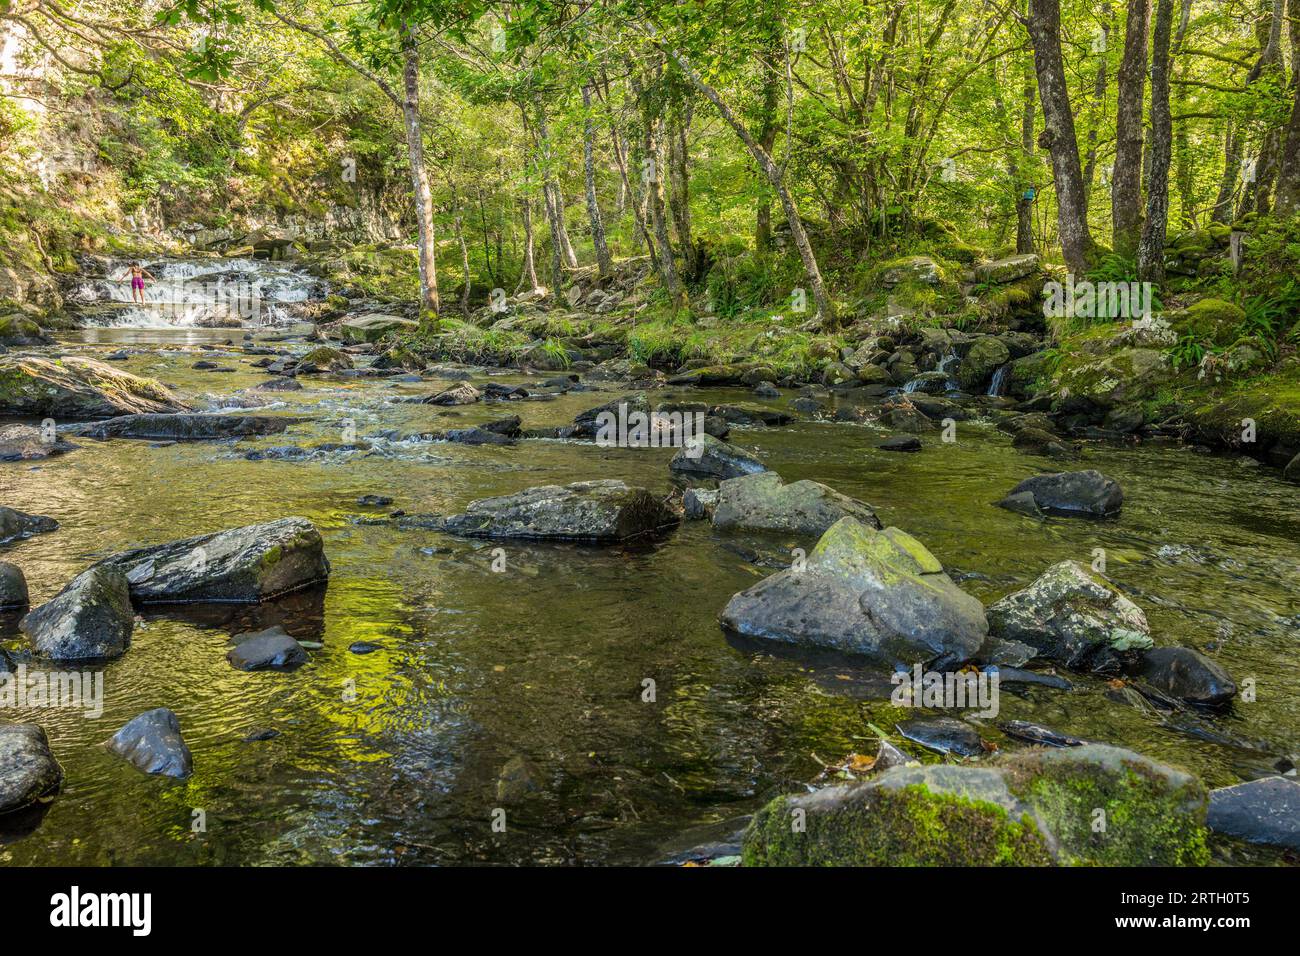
349, 641, 383, 654
226, 627, 308, 671
999, 720, 1085, 748
668, 434, 766, 480
99, 517, 330, 603
72, 414, 300, 442
242, 728, 281, 742
107, 708, 193, 778
1136, 646, 1237, 707
683, 487, 718, 520
995, 490, 1043, 518
0, 507, 58, 544
20, 565, 133, 661
496, 755, 542, 803
0, 562, 29, 609
1207, 776, 1300, 851
0, 723, 62, 814
357, 494, 393, 507
440, 479, 678, 542
250, 377, 302, 392
998, 470, 1122, 518
895, 716, 985, 757
445, 427, 516, 446
879, 435, 921, 452
881, 405, 935, 433
422, 382, 482, 406
0, 424, 78, 462
1012, 427, 1075, 458
753, 382, 780, 398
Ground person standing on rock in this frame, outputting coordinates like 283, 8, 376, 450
125, 262, 157, 305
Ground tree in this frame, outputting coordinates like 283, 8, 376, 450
1113, 0, 1150, 258
1138, 0, 1175, 283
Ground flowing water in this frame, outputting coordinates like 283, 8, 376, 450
1, 264, 1298, 866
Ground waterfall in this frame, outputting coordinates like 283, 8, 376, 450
987, 364, 1011, 397
66, 256, 324, 328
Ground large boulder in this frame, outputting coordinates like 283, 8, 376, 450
0, 356, 188, 418
669, 434, 766, 479
719, 517, 987, 665
71, 413, 299, 441
957, 336, 1011, 391
0, 723, 62, 814
98, 517, 330, 604
997, 470, 1123, 518
1135, 646, 1236, 707
986, 560, 1152, 670
0, 561, 28, 608
107, 708, 193, 779
975, 254, 1040, 284
421, 382, 482, 406
0, 312, 52, 347
742, 744, 1208, 866
712, 471, 881, 536
1207, 776, 1300, 851
20, 565, 134, 661
437, 480, 677, 542
0, 506, 58, 545
340, 313, 418, 344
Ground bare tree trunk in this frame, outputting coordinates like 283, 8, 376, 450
667, 101, 695, 279
519, 196, 539, 291
755, 23, 782, 252
631, 66, 686, 307
1253, 0, 1287, 213
1025, 0, 1097, 273
1083, 3, 1113, 201
1213, 123, 1244, 223
645, 24, 835, 326
1113, 0, 1150, 258
581, 83, 613, 276
1172, 0, 1195, 226
1138, 0, 1175, 283
401, 22, 439, 315
1018, 48, 1038, 253
448, 178, 471, 317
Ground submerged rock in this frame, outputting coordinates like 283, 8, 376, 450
668, 434, 767, 480
0, 506, 59, 544
0, 723, 62, 814
0, 561, 28, 608
99, 517, 330, 603
999, 720, 1085, 748
107, 708, 193, 779
878, 435, 922, 452
719, 517, 987, 665
712, 471, 880, 537
0, 355, 188, 418
997, 469, 1123, 518
0, 423, 78, 462
986, 561, 1151, 671
742, 744, 1208, 866
1135, 646, 1236, 707
440, 480, 678, 542
1207, 776, 1300, 851
226, 626, 309, 671
20, 565, 133, 661
895, 716, 985, 757
72, 413, 299, 441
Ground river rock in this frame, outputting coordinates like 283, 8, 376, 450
1135, 646, 1237, 707
226, 626, 309, 671
340, 314, 419, 344
99, 517, 330, 603
986, 560, 1152, 670
422, 382, 482, 406
0, 723, 62, 814
1012, 427, 1075, 458
975, 254, 1040, 284
107, 708, 193, 779
440, 479, 678, 542
571, 392, 650, 437
997, 469, 1123, 518
1207, 776, 1300, 851
1284, 451, 1300, 483
742, 744, 1208, 866
712, 471, 880, 537
20, 565, 133, 661
958, 336, 1011, 391
999, 720, 1085, 748
879, 435, 921, 452
683, 487, 718, 520
719, 517, 987, 665
895, 716, 984, 756
72, 413, 299, 441
0, 423, 78, 462
0, 313, 52, 347
0, 561, 28, 608
0, 506, 58, 544
668, 434, 766, 479
0, 355, 188, 418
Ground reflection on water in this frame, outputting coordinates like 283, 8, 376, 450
1, 330, 1298, 865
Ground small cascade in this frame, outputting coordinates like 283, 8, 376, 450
66, 256, 324, 328
987, 364, 1011, 397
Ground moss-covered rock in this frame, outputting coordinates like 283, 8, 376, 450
975, 254, 1040, 285
0, 355, 188, 418
958, 336, 1011, 390
298, 346, 353, 372
1168, 298, 1246, 347
340, 313, 418, 344
0, 312, 51, 347
742, 744, 1209, 866
1052, 341, 1173, 411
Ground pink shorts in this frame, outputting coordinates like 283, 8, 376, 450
131, 276, 145, 291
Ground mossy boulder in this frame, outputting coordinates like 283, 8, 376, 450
298, 346, 353, 372
975, 254, 1040, 285
958, 336, 1011, 391
742, 744, 1209, 866
0, 356, 189, 418
876, 255, 946, 289
712, 471, 881, 537
1168, 298, 1246, 347
0, 313, 51, 347
1184, 365, 1300, 462
1052, 341, 1172, 411
340, 313, 418, 344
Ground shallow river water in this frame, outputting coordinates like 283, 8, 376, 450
1, 323, 1298, 866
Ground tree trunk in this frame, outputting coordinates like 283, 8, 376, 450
1138, 0, 1175, 283
647, 26, 835, 326
1113, 0, 1150, 258
1212, 123, 1243, 223
519, 196, 539, 291
581, 84, 613, 276
1083, 3, 1113, 201
1025, 0, 1096, 273
1172, 0, 1195, 226
667, 101, 695, 279
1017, 50, 1038, 253
754, 25, 782, 253
631, 67, 686, 307
400, 22, 439, 315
